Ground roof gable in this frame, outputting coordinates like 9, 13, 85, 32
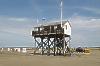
34, 20, 70, 28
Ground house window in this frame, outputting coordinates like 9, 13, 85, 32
66, 25, 67, 29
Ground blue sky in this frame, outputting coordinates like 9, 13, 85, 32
0, 0, 100, 47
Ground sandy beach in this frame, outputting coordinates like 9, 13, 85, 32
0, 49, 100, 66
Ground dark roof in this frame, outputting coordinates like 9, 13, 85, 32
34, 20, 68, 28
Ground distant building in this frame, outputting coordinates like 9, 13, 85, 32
14, 48, 21, 52
22, 48, 27, 53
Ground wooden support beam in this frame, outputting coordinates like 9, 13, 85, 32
63, 34, 66, 56
54, 41, 56, 56
34, 37, 36, 47
47, 38, 50, 56
41, 38, 44, 55
33, 33, 71, 56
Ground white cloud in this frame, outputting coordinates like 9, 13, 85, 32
86, 19, 100, 28
8, 17, 29, 22
70, 16, 100, 29
69, 15, 100, 47
71, 7, 100, 15
0, 16, 35, 36
0, 16, 36, 47
82, 7, 100, 14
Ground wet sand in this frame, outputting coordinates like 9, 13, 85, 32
0, 49, 100, 66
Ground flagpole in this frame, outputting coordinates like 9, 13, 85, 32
36, 18, 39, 27
61, 0, 63, 28
37, 18, 39, 24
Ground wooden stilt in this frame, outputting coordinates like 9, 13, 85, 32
41, 38, 44, 55
54, 38, 56, 56
47, 38, 50, 56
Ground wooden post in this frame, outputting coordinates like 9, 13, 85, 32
41, 38, 44, 55
54, 38, 56, 56
47, 37, 50, 56
34, 37, 36, 47
63, 34, 66, 56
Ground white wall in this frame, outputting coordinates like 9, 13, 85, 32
63, 22, 71, 35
